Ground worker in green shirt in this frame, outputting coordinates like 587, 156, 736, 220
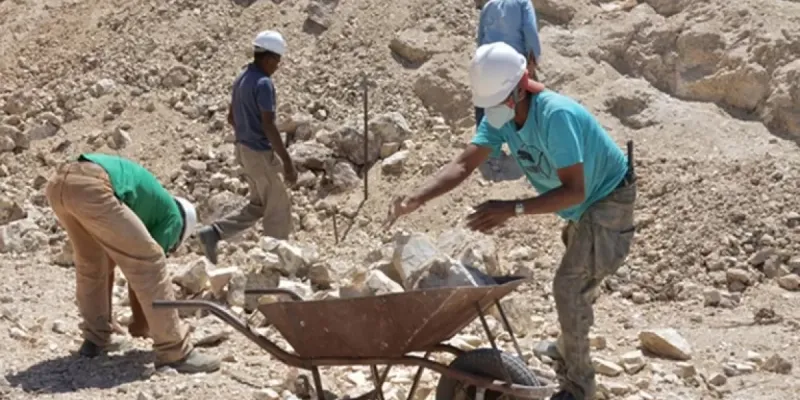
44, 153, 220, 374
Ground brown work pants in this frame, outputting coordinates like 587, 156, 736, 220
45, 160, 192, 364
212, 144, 293, 240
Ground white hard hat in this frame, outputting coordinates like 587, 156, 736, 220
253, 30, 287, 56
174, 196, 198, 247
470, 42, 527, 108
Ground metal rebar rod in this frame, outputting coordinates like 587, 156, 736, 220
363, 73, 369, 200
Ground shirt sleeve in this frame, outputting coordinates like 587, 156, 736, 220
521, 0, 542, 61
255, 78, 276, 113
544, 110, 584, 169
477, 11, 486, 46
470, 118, 505, 156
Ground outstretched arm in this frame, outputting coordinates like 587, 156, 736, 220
408, 144, 493, 206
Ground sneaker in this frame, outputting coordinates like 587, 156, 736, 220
197, 226, 220, 265
550, 390, 577, 400
162, 349, 221, 374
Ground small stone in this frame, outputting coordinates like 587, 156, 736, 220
593, 358, 624, 377
381, 150, 409, 175
708, 373, 727, 386
9, 327, 29, 341
620, 350, 646, 374
726, 268, 751, 285
589, 334, 607, 350
703, 288, 721, 306
638, 328, 692, 361
746, 351, 764, 365
674, 362, 696, 379
777, 274, 800, 291
52, 320, 66, 334
762, 354, 792, 374
137, 391, 154, 400
253, 388, 280, 400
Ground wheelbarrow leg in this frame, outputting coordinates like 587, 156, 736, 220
493, 299, 523, 360
475, 303, 514, 388
406, 352, 430, 400
312, 367, 325, 400
369, 365, 390, 400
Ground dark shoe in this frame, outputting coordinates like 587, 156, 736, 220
77, 337, 126, 358
161, 350, 221, 374
198, 226, 220, 264
550, 390, 577, 400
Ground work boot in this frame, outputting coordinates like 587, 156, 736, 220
160, 349, 221, 374
197, 225, 220, 264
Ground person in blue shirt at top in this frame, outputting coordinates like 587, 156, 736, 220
387, 42, 638, 400
475, 0, 542, 180
475, 0, 541, 126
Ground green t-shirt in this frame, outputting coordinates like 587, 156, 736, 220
78, 153, 183, 253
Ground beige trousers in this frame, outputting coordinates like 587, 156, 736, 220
45, 160, 192, 364
213, 143, 293, 240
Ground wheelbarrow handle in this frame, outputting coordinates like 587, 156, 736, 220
245, 288, 304, 302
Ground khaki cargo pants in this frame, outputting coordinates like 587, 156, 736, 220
45, 160, 192, 365
553, 179, 637, 400
212, 143, 293, 240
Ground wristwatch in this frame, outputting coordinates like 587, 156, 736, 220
514, 202, 525, 216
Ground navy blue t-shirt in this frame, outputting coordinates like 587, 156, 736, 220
231, 63, 276, 151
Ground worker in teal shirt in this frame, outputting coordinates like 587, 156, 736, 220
44, 153, 220, 374
388, 43, 637, 400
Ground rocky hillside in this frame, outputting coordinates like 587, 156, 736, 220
1, 0, 799, 399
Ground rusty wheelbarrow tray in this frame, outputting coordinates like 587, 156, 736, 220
153, 276, 558, 400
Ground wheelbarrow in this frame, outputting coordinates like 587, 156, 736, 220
153, 276, 559, 400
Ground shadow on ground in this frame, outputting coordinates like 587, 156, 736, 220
4, 350, 151, 394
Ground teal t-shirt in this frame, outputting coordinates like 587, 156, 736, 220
79, 153, 183, 253
471, 90, 627, 221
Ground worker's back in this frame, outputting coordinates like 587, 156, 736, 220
477, 0, 541, 61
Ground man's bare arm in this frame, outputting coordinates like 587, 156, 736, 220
227, 104, 235, 128
408, 144, 492, 205
261, 111, 291, 165
520, 163, 585, 214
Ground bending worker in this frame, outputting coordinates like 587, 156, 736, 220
387, 42, 637, 400
45, 153, 221, 374
199, 29, 297, 264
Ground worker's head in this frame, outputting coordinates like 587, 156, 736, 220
173, 196, 198, 252
252, 30, 286, 76
470, 42, 544, 129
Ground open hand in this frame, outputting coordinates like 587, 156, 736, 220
283, 162, 298, 185
466, 199, 515, 233
383, 196, 423, 229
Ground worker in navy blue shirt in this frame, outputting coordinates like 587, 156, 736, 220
198, 30, 297, 264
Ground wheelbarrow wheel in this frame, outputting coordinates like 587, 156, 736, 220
435, 348, 540, 400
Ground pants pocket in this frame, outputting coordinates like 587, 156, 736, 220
593, 225, 635, 281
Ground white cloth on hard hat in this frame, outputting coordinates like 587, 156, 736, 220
253, 30, 287, 56
174, 196, 197, 247
470, 42, 527, 108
